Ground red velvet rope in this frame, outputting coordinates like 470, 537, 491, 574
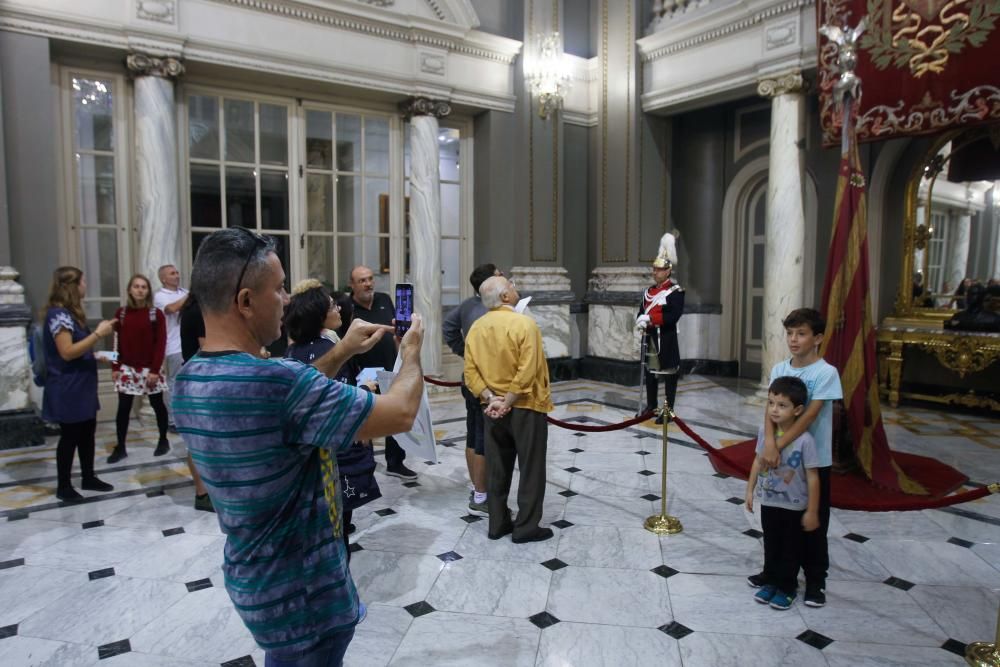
671, 414, 996, 511
545, 411, 656, 432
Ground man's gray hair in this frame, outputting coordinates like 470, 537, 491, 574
157, 264, 176, 281
191, 228, 277, 314
479, 276, 507, 309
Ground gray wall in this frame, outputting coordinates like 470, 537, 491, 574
470, 0, 518, 38
563, 0, 592, 58
563, 123, 589, 295
0, 31, 60, 313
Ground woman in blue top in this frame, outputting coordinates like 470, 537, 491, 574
284, 280, 380, 560
43, 266, 117, 502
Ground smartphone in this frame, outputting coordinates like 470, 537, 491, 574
395, 283, 414, 337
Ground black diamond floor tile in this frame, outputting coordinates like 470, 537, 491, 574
947, 536, 975, 548
404, 601, 436, 618
460, 514, 484, 523
551, 520, 574, 529
941, 639, 968, 657
564, 467, 581, 473
403, 482, 421, 488
651, 565, 679, 579
569, 448, 584, 453
7, 513, 29, 521
743, 529, 764, 539
843, 532, 870, 543
221, 656, 257, 667
424, 461, 436, 466
796, 630, 834, 650
375, 508, 397, 517
88, 567, 115, 581
884, 576, 915, 591
162, 527, 185, 537
572, 433, 587, 437
437, 551, 463, 562
712, 472, 730, 479
725, 497, 744, 505
541, 558, 568, 571
185, 578, 213, 592
659, 621, 693, 639
97, 638, 131, 660
635, 450, 651, 456
145, 489, 165, 498
0, 558, 25, 570
82, 520, 104, 529
641, 494, 661, 501
637, 470, 655, 476
348, 542, 364, 553
558, 490, 578, 498
528, 611, 560, 629
0, 624, 17, 639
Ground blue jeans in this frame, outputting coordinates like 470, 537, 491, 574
264, 629, 355, 667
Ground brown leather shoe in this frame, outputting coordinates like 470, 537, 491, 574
512, 527, 554, 544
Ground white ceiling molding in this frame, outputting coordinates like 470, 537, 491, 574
637, 0, 816, 114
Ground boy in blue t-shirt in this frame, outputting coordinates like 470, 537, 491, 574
746, 376, 820, 610
750, 308, 843, 608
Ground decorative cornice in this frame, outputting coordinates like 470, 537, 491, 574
136, 0, 177, 25
640, 0, 815, 62
204, 0, 518, 64
757, 71, 805, 97
399, 96, 452, 119
126, 53, 185, 79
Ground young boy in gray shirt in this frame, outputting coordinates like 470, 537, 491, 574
745, 376, 820, 610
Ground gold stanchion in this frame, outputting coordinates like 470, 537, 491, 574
966, 601, 1000, 667
643, 398, 683, 535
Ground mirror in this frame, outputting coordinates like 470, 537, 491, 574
897, 126, 1000, 319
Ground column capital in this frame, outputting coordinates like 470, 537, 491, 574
399, 96, 451, 120
126, 53, 185, 79
757, 72, 806, 98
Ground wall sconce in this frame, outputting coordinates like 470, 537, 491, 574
526, 32, 571, 120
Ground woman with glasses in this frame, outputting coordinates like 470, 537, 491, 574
107, 274, 169, 464
284, 280, 381, 558
42, 266, 116, 502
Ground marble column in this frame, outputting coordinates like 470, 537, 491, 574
127, 54, 184, 281
757, 72, 806, 390
401, 97, 451, 377
946, 212, 972, 292
0, 266, 44, 448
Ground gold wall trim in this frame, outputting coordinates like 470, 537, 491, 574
527, 0, 560, 263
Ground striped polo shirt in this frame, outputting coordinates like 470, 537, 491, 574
174, 351, 373, 658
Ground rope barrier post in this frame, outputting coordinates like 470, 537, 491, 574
643, 398, 682, 535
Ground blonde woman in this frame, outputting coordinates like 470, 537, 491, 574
107, 274, 169, 463
42, 266, 115, 502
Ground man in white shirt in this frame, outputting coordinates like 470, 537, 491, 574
154, 264, 189, 429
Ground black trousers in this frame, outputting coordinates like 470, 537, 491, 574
384, 436, 406, 468
802, 466, 831, 590
485, 408, 547, 540
760, 505, 804, 595
56, 418, 97, 489
645, 371, 679, 412
116, 392, 168, 447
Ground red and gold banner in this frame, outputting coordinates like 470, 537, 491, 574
819, 0, 1000, 146
820, 101, 927, 494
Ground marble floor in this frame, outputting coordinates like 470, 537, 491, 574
1, 376, 998, 666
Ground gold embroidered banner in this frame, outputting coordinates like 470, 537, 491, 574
819, 0, 1000, 146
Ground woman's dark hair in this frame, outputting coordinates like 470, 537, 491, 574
283, 285, 331, 344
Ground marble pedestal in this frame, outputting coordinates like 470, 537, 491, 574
581, 267, 647, 384
0, 267, 44, 448
509, 266, 575, 380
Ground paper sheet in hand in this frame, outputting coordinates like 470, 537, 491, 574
375, 357, 437, 463
514, 296, 532, 314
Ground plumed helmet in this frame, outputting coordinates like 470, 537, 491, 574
652, 232, 678, 269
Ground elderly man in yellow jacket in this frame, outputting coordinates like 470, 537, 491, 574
463, 275, 555, 544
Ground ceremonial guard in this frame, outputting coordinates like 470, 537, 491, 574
636, 233, 684, 423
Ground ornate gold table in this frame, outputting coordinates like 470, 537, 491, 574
876, 323, 1000, 411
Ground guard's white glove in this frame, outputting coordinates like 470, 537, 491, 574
635, 314, 651, 331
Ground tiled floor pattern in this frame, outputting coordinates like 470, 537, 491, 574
1, 376, 998, 666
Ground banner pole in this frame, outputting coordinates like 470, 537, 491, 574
965, 601, 1000, 666
643, 398, 683, 535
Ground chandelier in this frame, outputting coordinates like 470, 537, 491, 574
526, 32, 571, 120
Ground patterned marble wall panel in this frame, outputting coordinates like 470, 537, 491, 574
529, 304, 571, 359
588, 304, 642, 361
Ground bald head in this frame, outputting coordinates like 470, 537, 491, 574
349, 265, 376, 306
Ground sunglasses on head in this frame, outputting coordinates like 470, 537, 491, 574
233, 227, 269, 304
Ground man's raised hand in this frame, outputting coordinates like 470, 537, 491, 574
341, 318, 394, 357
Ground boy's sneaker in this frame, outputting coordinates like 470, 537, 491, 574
804, 587, 826, 608
468, 498, 489, 516
386, 464, 418, 480
753, 585, 777, 604
747, 572, 767, 588
769, 590, 796, 610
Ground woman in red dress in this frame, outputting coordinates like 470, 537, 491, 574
107, 274, 169, 463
